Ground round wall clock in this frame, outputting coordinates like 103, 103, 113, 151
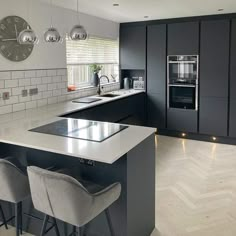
0, 16, 34, 62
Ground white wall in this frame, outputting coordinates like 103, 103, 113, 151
0, 0, 120, 71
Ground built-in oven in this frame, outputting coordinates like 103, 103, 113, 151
167, 55, 199, 110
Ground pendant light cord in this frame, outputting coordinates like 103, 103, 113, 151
77, 0, 81, 25
50, 0, 53, 27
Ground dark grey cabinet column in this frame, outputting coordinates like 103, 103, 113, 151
147, 24, 167, 129
229, 19, 236, 137
199, 19, 230, 136
168, 21, 199, 55
120, 25, 146, 70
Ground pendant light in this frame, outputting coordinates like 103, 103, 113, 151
18, 0, 38, 45
44, 0, 62, 43
70, 0, 88, 40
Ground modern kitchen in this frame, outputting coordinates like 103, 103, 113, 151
0, 0, 236, 236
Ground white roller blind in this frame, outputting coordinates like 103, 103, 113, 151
66, 36, 119, 65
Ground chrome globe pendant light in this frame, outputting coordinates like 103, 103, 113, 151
18, 0, 38, 45
70, 0, 88, 40
44, 0, 62, 43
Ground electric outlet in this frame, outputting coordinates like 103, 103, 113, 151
29, 88, 38, 96
2, 92, 10, 100
22, 89, 28, 97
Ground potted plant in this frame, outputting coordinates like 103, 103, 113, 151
90, 64, 103, 86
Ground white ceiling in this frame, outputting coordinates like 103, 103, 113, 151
42, 0, 236, 23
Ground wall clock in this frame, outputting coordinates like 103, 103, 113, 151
0, 16, 34, 62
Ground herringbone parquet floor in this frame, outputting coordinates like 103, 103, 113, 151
2, 135, 236, 236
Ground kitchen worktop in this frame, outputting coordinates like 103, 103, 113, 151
0, 89, 155, 164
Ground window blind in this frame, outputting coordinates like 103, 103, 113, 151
66, 36, 119, 65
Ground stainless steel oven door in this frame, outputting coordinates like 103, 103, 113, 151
168, 84, 198, 110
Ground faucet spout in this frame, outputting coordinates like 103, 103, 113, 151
97, 75, 109, 96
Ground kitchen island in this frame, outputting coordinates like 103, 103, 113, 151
0, 90, 156, 236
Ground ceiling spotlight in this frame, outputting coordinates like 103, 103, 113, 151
181, 133, 187, 137
144, 16, 149, 19
218, 9, 224, 11
113, 3, 119, 7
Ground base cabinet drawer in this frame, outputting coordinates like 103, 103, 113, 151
199, 97, 228, 136
167, 109, 198, 132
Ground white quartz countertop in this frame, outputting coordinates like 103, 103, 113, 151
0, 89, 156, 164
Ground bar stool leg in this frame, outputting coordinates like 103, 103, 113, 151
19, 202, 23, 235
105, 208, 115, 236
40, 215, 49, 236
52, 217, 60, 236
15, 202, 21, 236
0, 203, 8, 229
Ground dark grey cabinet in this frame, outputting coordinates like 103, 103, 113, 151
168, 21, 199, 55
147, 93, 166, 129
147, 24, 167, 129
200, 20, 230, 98
120, 26, 146, 70
167, 109, 198, 133
63, 94, 146, 126
199, 97, 228, 136
199, 20, 230, 136
229, 99, 236, 138
229, 19, 236, 137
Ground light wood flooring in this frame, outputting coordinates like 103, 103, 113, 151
2, 135, 236, 236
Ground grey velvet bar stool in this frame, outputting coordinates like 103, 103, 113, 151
27, 166, 121, 236
0, 159, 30, 236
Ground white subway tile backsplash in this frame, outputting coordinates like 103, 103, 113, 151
0, 72, 11, 80
19, 78, 31, 87
61, 75, 67, 82
53, 89, 61, 97
12, 87, 24, 96
42, 77, 52, 84
37, 84, 47, 92
13, 103, 25, 112
0, 80, 4, 88
0, 105, 12, 114
25, 70, 36, 78
0, 68, 119, 115
31, 92, 43, 101
36, 70, 47, 77
12, 71, 24, 79
57, 69, 67, 76
48, 83, 57, 90
43, 91, 53, 98
47, 70, 57, 76
26, 101, 37, 109
5, 96, 19, 105
48, 97, 58, 105
5, 79, 18, 88
37, 99, 48, 107
52, 76, 61, 83
31, 77, 42, 85
19, 96, 31, 103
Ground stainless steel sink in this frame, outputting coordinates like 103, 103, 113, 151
98, 93, 120, 98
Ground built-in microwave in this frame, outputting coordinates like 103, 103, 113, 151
167, 55, 199, 111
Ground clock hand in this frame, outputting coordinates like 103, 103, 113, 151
15, 24, 18, 38
1, 39, 17, 42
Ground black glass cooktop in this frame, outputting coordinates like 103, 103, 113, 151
29, 119, 128, 142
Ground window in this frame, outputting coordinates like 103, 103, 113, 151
66, 36, 119, 90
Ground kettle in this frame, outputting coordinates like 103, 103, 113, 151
124, 77, 130, 90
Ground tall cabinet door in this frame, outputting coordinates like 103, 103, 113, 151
229, 19, 236, 137
147, 24, 167, 128
168, 21, 199, 55
120, 25, 146, 70
199, 19, 230, 136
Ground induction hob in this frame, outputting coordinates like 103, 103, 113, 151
29, 119, 128, 142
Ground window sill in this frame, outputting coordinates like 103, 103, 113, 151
68, 82, 120, 93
